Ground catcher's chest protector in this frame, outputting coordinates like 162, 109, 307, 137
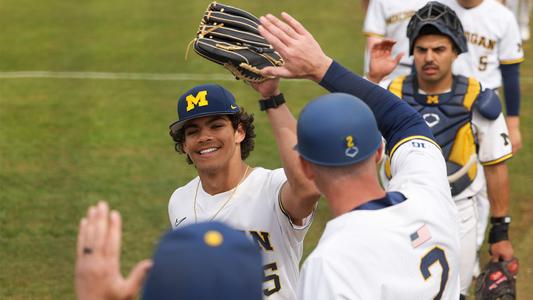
387, 75, 481, 196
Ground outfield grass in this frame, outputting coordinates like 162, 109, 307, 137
0, 0, 531, 299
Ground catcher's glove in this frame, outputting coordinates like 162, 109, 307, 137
475, 257, 519, 300
190, 1, 283, 82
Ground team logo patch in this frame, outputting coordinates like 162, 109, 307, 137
186, 90, 209, 112
344, 135, 359, 158
423, 113, 440, 128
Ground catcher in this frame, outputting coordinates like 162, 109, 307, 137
366, 2, 518, 299
190, 1, 283, 82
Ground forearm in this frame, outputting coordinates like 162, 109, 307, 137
319, 60, 434, 152
266, 103, 320, 219
484, 163, 510, 217
500, 63, 521, 116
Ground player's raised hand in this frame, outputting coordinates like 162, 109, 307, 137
258, 12, 333, 82
367, 39, 404, 84
75, 201, 152, 300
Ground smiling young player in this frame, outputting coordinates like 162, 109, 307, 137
167, 82, 320, 300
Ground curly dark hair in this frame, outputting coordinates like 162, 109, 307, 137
169, 108, 256, 164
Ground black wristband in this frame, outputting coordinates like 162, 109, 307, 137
259, 93, 285, 111
490, 216, 511, 225
488, 222, 509, 244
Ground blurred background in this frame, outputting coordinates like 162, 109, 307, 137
0, 0, 531, 298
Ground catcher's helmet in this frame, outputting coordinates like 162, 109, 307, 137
406, 1, 467, 55
295, 93, 382, 166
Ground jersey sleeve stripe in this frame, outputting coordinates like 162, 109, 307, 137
480, 153, 513, 166
363, 32, 385, 38
389, 135, 441, 159
277, 183, 293, 221
500, 58, 525, 65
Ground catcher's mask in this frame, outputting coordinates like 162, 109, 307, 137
295, 93, 382, 166
169, 84, 240, 134
406, 1, 467, 55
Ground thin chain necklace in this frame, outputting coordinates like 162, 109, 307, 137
194, 165, 250, 223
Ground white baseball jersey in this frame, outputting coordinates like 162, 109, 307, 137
440, 0, 524, 89
363, 0, 427, 85
298, 138, 461, 300
455, 110, 512, 200
169, 167, 313, 300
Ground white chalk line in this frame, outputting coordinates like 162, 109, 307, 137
1, 70, 532, 83
0, 71, 237, 81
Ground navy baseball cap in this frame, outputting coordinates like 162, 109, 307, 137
169, 84, 241, 134
295, 93, 382, 166
141, 222, 263, 300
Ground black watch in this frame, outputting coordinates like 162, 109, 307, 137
259, 93, 285, 111
490, 216, 511, 224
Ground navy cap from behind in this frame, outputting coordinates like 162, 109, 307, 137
170, 84, 241, 134
295, 93, 382, 166
142, 222, 263, 300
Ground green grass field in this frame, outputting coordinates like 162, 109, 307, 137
0, 0, 531, 298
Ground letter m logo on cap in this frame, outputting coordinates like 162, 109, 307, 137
186, 90, 209, 112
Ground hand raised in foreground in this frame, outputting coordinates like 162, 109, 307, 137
75, 201, 152, 300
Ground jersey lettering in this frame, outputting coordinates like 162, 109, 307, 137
249, 231, 274, 251
263, 262, 281, 296
464, 31, 496, 50
420, 246, 449, 300
500, 133, 510, 146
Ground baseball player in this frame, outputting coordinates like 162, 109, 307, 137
439, 0, 524, 278
167, 82, 320, 299
363, 0, 428, 86
367, 2, 516, 297
440, 0, 524, 155
258, 13, 461, 299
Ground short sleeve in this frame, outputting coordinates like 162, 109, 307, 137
270, 169, 315, 242
499, 13, 525, 64
387, 137, 449, 197
363, 0, 386, 36
472, 111, 513, 165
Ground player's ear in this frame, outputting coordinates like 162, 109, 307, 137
299, 156, 315, 181
375, 141, 385, 164
235, 122, 245, 144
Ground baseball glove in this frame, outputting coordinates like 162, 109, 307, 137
475, 257, 519, 300
190, 1, 283, 82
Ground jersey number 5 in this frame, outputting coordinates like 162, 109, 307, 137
420, 246, 449, 300
263, 262, 281, 296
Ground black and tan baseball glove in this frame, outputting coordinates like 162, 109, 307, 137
475, 257, 519, 300
190, 1, 283, 82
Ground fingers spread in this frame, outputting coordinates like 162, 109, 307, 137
124, 259, 153, 299
259, 16, 293, 47
105, 210, 122, 259
76, 217, 88, 258
85, 206, 97, 251
281, 12, 308, 36
94, 201, 110, 251
265, 14, 299, 39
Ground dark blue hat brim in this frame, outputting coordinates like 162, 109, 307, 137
169, 110, 239, 133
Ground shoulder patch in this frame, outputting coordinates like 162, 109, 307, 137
474, 89, 502, 120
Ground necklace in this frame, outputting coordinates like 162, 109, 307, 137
193, 165, 250, 223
